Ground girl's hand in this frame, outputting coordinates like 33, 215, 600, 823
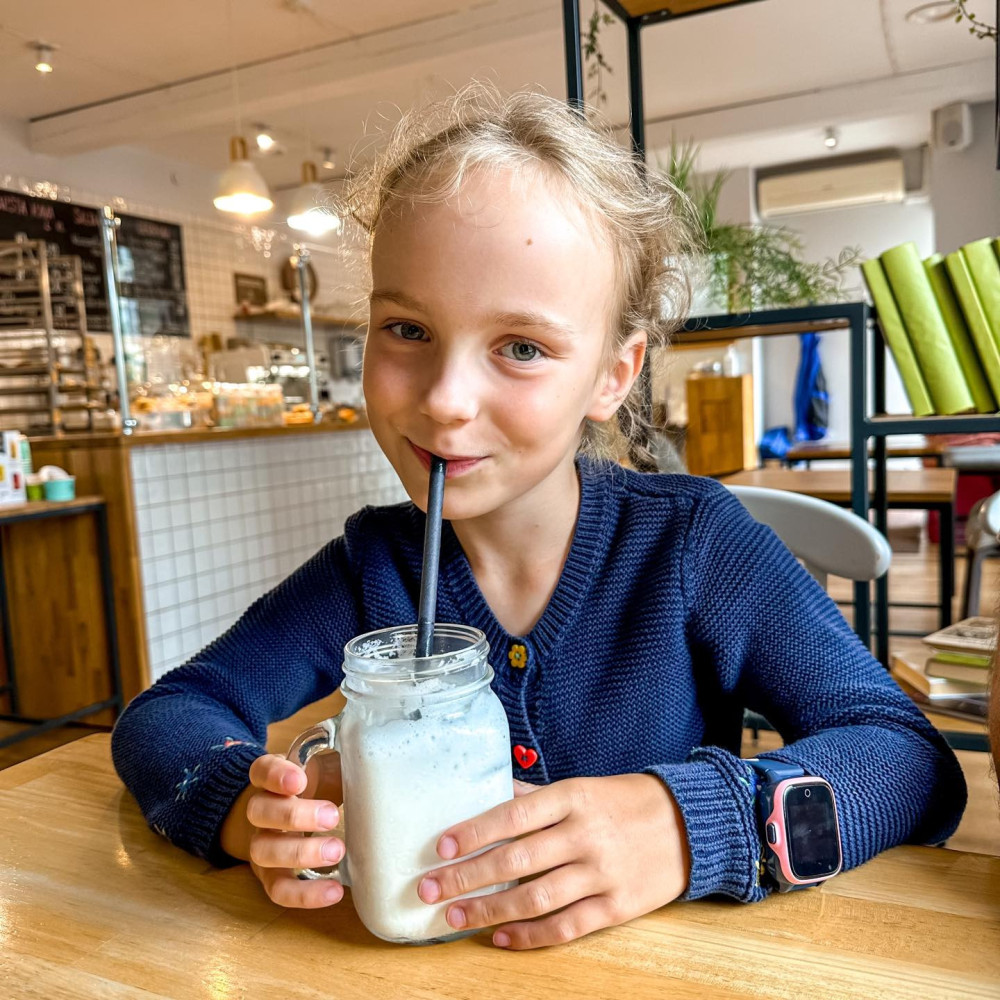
225, 752, 346, 909
417, 773, 690, 950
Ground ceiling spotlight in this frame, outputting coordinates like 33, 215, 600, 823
321, 147, 336, 171
824, 127, 839, 150
33, 42, 55, 74
255, 126, 277, 153
905, 2, 960, 23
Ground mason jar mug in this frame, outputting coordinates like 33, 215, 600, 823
288, 624, 514, 944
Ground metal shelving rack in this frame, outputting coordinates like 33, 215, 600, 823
0, 239, 102, 434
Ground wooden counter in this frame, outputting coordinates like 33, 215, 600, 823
27, 417, 393, 707
30, 414, 368, 448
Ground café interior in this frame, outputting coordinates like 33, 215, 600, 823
0, 1, 998, 996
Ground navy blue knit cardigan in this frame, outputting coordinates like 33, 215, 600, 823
112, 459, 966, 902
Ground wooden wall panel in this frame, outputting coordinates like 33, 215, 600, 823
685, 373, 756, 477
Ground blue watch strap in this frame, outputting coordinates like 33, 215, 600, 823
744, 758, 804, 787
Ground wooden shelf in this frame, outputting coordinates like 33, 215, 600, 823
233, 309, 364, 329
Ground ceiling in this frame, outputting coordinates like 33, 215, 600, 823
0, 0, 993, 190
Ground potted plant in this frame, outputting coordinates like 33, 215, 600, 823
663, 139, 862, 314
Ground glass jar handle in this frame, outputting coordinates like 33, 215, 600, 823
287, 717, 350, 885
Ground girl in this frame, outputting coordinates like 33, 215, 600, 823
112, 87, 965, 951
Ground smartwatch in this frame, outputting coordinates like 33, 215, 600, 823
743, 758, 843, 892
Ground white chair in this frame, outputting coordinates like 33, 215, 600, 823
726, 485, 892, 590
726, 484, 892, 740
960, 490, 1000, 618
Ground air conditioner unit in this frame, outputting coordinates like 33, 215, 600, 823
757, 155, 906, 218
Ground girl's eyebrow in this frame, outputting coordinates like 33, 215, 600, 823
490, 310, 576, 339
369, 289, 426, 311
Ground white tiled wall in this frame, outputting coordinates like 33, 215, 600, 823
131, 429, 406, 681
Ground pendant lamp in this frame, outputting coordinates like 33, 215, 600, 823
286, 161, 341, 236
214, 136, 273, 215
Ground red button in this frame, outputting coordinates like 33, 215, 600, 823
513, 745, 538, 769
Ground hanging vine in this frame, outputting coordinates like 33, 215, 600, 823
583, 0, 615, 105
954, 0, 997, 40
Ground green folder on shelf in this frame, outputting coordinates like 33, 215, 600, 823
861, 258, 934, 416
963, 238, 1000, 341
924, 254, 996, 412
880, 243, 975, 415
944, 250, 1000, 403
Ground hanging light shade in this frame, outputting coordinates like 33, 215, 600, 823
214, 136, 273, 215
287, 161, 341, 236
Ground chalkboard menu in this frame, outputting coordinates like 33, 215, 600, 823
116, 214, 188, 337
0, 190, 188, 336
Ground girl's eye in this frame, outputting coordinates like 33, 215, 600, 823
500, 341, 541, 363
386, 321, 427, 341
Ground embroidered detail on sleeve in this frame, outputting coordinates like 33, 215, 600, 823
174, 764, 201, 801
210, 737, 252, 751
508, 643, 528, 670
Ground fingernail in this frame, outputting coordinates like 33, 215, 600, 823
418, 877, 441, 903
281, 771, 302, 794
322, 839, 343, 863
493, 931, 511, 948
448, 906, 466, 929
317, 805, 339, 829
324, 885, 342, 904
438, 836, 458, 860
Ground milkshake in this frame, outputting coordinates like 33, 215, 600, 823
288, 624, 515, 944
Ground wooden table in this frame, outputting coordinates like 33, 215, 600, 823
2, 735, 998, 1000
784, 439, 944, 467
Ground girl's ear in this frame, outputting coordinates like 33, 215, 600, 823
587, 331, 648, 423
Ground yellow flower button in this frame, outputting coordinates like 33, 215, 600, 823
508, 643, 527, 670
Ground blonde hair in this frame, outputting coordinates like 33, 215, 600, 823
347, 85, 700, 470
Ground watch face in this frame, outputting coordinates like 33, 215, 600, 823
784, 782, 841, 880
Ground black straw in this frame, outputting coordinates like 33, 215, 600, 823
416, 455, 447, 658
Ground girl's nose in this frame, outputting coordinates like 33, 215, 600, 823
419, 355, 480, 425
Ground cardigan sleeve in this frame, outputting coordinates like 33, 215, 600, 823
646, 482, 967, 902
111, 533, 363, 867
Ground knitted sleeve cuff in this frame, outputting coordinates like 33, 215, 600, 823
646, 747, 766, 903
160, 743, 266, 868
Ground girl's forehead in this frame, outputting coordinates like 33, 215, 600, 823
373, 162, 611, 254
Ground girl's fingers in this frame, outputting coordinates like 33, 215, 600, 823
251, 861, 345, 909
249, 829, 344, 871
440, 864, 596, 933
494, 895, 619, 950
422, 827, 571, 902
245, 789, 340, 833
438, 783, 573, 861
249, 754, 306, 795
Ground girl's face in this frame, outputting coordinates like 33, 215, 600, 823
364, 165, 644, 523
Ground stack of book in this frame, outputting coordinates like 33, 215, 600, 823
890, 616, 995, 722
861, 236, 1000, 416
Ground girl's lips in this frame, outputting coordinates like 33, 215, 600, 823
408, 441, 485, 477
